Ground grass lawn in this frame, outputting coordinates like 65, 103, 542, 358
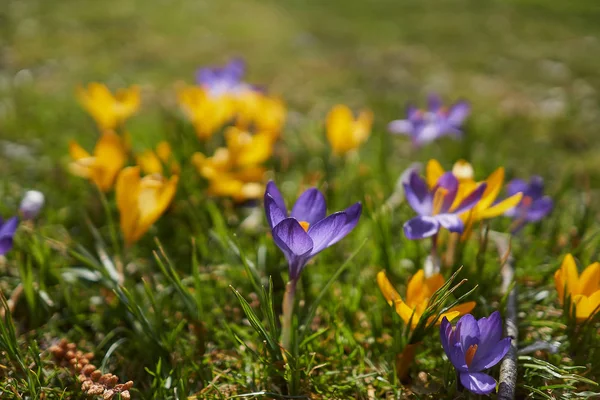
1, 0, 599, 398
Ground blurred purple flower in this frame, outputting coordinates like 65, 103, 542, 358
440, 312, 511, 395
503, 176, 553, 233
195, 58, 252, 97
388, 94, 470, 147
0, 216, 19, 255
264, 181, 362, 281
403, 171, 486, 239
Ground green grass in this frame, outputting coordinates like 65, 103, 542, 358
1, 0, 600, 398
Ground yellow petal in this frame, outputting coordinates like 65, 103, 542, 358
132, 174, 179, 243
137, 150, 164, 175
93, 132, 127, 191
578, 262, 600, 297
426, 159, 445, 188
116, 167, 141, 246
326, 104, 355, 155
69, 141, 91, 160
406, 270, 425, 307
394, 299, 421, 328
424, 273, 445, 296
477, 192, 523, 220
446, 301, 476, 316
355, 109, 373, 143
572, 292, 600, 321
377, 271, 403, 306
434, 310, 460, 325
477, 167, 504, 210
555, 254, 579, 304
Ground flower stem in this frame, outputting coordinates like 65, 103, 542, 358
396, 342, 419, 383
281, 278, 298, 351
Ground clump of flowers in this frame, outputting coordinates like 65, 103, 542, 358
116, 166, 179, 246
555, 254, 600, 321
69, 132, 128, 192
76, 83, 140, 131
388, 94, 470, 147
326, 104, 373, 155
503, 176, 553, 232
440, 312, 511, 395
136, 141, 180, 176
264, 181, 361, 349
49, 339, 133, 399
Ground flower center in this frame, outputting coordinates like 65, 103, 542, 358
522, 195, 533, 208
432, 188, 448, 215
465, 344, 478, 368
299, 221, 310, 232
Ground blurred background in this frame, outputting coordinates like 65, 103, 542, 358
2, 0, 600, 192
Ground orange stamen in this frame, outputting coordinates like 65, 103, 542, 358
522, 195, 533, 207
465, 344, 478, 368
299, 221, 310, 232
432, 188, 448, 215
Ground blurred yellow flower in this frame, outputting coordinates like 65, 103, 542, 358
377, 270, 475, 330
69, 132, 128, 192
426, 159, 523, 226
555, 254, 600, 321
136, 141, 180, 176
76, 83, 140, 130
326, 105, 373, 155
116, 166, 179, 246
237, 92, 286, 140
177, 86, 235, 140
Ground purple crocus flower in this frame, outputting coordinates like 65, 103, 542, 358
503, 176, 553, 233
403, 171, 486, 239
264, 181, 362, 281
388, 94, 470, 147
440, 312, 511, 395
0, 216, 19, 255
195, 58, 252, 97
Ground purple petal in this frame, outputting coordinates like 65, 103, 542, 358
436, 214, 464, 233
265, 181, 287, 214
0, 216, 19, 238
435, 172, 459, 213
459, 372, 497, 395
414, 122, 443, 146
265, 195, 287, 230
456, 314, 480, 351
471, 337, 511, 371
329, 202, 362, 244
526, 197, 553, 221
427, 93, 443, 112
224, 58, 246, 81
387, 119, 414, 135
506, 179, 528, 197
440, 317, 452, 358
307, 213, 348, 255
526, 176, 545, 199
272, 218, 313, 259
440, 317, 468, 372
452, 183, 486, 214
403, 172, 432, 215
476, 311, 503, 348
447, 101, 470, 126
404, 216, 440, 239
290, 188, 327, 225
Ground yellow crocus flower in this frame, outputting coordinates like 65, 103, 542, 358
426, 159, 523, 224
116, 166, 179, 246
76, 83, 140, 130
377, 270, 475, 330
69, 132, 128, 192
554, 254, 600, 321
136, 141, 180, 176
225, 127, 274, 167
236, 92, 287, 140
326, 105, 373, 155
177, 86, 235, 140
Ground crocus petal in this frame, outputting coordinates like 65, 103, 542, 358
387, 119, 414, 135
452, 183, 486, 214
426, 159, 445, 188
479, 192, 523, 219
456, 314, 480, 351
265, 194, 287, 229
116, 167, 141, 245
406, 270, 426, 307
265, 181, 287, 214
476, 311, 503, 348
440, 317, 453, 358
404, 216, 440, 239
394, 299, 420, 328
471, 337, 511, 371
506, 179, 528, 197
447, 101, 470, 126
329, 202, 362, 244
377, 271, 402, 305
526, 197, 553, 221
307, 212, 347, 255
555, 254, 579, 304
291, 188, 327, 225
578, 262, 600, 297
414, 123, 443, 146
477, 167, 504, 210
574, 291, 600, 320
459, 372, 497, 395
445, 301, 476, 318
440, 316, 468, 371
435, 214, 464, 233
403, 172, 433, 215
526, 176, 545, 199
427, 94, 443, 112
272, 218, 314, 260
0, 217, 18, 255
